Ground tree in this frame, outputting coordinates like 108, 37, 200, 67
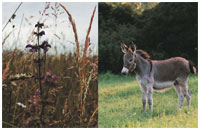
99, 2, 198, 74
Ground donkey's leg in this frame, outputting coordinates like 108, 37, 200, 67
140, 85, 147, 112
175, 85, 184, 108
188, 89, 191, 96
182, 84, 191, 107
147, 86, 153, 112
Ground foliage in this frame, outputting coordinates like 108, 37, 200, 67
98, 72, 198, 127
99, 2, 198, 74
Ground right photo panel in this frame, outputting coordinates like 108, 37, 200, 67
98, 2, 198, 128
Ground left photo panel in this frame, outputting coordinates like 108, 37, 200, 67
2, 2, 98, 128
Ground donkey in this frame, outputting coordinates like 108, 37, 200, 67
121, 43, 196, 112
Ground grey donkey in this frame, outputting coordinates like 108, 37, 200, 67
121, 43, 196, 112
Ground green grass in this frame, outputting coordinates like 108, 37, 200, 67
98, 72, 198, 128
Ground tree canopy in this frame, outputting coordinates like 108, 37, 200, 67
99, 2, 197, 74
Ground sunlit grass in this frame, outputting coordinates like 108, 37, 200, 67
98, 72, 198, 128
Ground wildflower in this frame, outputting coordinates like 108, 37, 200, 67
34, 30, 45, 37
33, 95, 41, 106
25, 44, 33, 48
35, 22, 44, 28
39, 30, 45, 36
44, 71, 60, 85
25, 44, 38, 52
45, 71, 52, 79
29, 48, 37, 53
35, 90, 41, 96
52, 75, 60, 83
40, 40, 51, 52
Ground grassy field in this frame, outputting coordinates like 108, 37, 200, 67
98, 72, 198, 128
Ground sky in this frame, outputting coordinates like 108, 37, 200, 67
2, 2, 98, 55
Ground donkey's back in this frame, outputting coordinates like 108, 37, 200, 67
152, 57, 195, 90
152, 57, 192, 82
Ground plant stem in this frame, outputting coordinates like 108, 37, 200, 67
12, 85, 20, 127
40, 85, 50, 125
87, 106, 98, 127
36, 22, 44, 125
2, 121, 17, 128
37, 23, 42, 96
2, 2, 23, 32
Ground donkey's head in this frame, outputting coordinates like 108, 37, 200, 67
121, 42, 137, 75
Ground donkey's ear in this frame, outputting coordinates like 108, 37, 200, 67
121, 43, 128, 53
133, 44, 136, 51
131, 41, 137, 54
128, 47, 133, 53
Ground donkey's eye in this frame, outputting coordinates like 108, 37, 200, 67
129, 59, 133, 62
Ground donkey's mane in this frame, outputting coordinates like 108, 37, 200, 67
136, 50, 150, 59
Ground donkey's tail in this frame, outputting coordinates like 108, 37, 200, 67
189, 61, 196, 74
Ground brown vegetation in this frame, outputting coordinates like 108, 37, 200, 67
2, 3, 98, 128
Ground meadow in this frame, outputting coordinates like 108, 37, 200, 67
98, 72, 198, 128
2, 50, 98, 128
2, 3, 97, 128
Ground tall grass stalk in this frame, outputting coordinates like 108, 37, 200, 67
60, 4, 97, 120
87, 106, 98, 127
2, 2, 23, 32
12, 84, 20, 127
59, 3, 80, 59
81, 6, 96, 112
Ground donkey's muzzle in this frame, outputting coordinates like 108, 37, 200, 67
121, 67, 129, 75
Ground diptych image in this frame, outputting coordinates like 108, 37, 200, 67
2, 2, 198, 128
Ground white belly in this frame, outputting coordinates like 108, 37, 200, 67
153, 81, 174, 90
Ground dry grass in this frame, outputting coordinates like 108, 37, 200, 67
2, 51, 98, 128
60, 3, 97, 119
2, 2, 98, 128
